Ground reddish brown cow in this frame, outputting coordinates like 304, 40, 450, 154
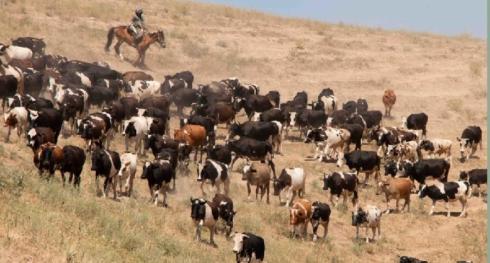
382, 89, 396, 117
174, 124, 207, 162
289, 198, 312, 238
34, 142, 63, 178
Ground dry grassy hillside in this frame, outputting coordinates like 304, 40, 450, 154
0, 0, 487, 262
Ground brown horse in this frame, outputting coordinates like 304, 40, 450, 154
105, 26, 166, 67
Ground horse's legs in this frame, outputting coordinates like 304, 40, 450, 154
114, 41, 124, 60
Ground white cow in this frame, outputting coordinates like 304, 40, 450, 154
0, 44, 32, 61
3, 106, 28, 142
124, 80, 161, 101
418, 139, 452, 160
352, 205, 382, 243
273, 167, 306, 207
122, 116, 152, 155
117, 153, 138, 197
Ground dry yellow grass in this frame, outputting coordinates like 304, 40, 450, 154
0, 0, 487, 262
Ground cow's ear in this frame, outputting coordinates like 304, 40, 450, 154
456, 137, 461, 142
190, 197, 194, 203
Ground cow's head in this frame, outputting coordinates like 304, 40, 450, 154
418, 185, 428, 199
289, 206, 307, 226
3, 112, 17, 128
90, 145, 106, 171
384, 161, 398, 177
122, 121, 136, 137
322, 173, 331, 191
218, 201, 236, 236
418, 140, 434, 152
141, 161, 152, 179
376, 179, 390, 195
232, 232, 248, 255
190, 197, 207, 221
241, 163, 254, 181
351, 207, 367, 226
39, 144, 55, 169
196, 161, 204, 181
456, 137, 471, 162
459, 171, 469, 181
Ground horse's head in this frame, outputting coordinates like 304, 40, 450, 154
156, 30, 166, 48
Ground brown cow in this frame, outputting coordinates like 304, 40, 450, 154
174, 124, 207, 162
122, 71, 153, 82
289, 198, 312, 238
241, 161, 272, 204
376, 177, 413, 213
382, 89, 396, 117
35, 143, 63, 178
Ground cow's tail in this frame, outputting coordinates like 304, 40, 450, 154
268, 159, 276, 179
105, 27, 115, 52
352, 190, 359, 207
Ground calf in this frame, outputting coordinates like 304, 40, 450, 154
142, 159, 174, 207
352, 205, 382, 243
401, 159, 450, 188
197, 159, 230, 196
403, 113, 428, 138
459, 169, 487, 197
322, 172, 359, 207
122, 116, 151, 155
376, 177, 413, 213
310, 201, 331, 241
232, 232, 265, 263
117, 153, 137, 196
241, 162, 272, 204
211, 193, 236, 237
272, 167, 306, 207
418, 139, 452, 160
59, 145, 86, 187
340, 150, 381, 187
3, 106, 28, 142
457, 126, 482, 162
289, 198, 312, 238
190, 198, 218, 245
90, 145, 121, 199
382, 89, 396, 117
418, 181, 470, 217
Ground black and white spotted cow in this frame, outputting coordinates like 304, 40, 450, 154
322, 172, 359, 207
418, 181, 470, 217
310, 201, 331, 241
197, 159, 230, 196
272, 167, 306, 207
232, 232, 265, 263
190, 198, 219, 245
340, 150, 381, 187
417, 139, 452, 160
457, 126, 482, 162
90, 144, 121, 199
304, 127, 350, 164
122, 116, 151, 155
400, 159, 450, 188
211, 193, 236, 237
141, 159, 174, 207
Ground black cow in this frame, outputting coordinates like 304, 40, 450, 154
207, 144, 232, 165
170, 88, 200, 117
165, 70, 194, 87
292, 91, 308, 111
0, 75, 17, 111
457, 125, 482, 162
265, 90, 280, 107
418, 180, 470, 217
148, 118, 167, 136
144, 134, 181, 158
459, 169, 487, 197
161, 77, 188, 94
228, 121, 279, 142
227, 138, 274, 171
142, 159, 174, 207
328, 109, 350, 127
401, 159, 450, 187
27, 108, 63, 143
211, 193, 236, 237
232, 232, 265, 263
291, 109, 327, 138
258, 108, 290, 125
342, 100, 357, 114
360, 111, 383, 130
119, 97, 138, 119
341, 150, 381, 186
58, 60, 122, 81
90, 145, 121, 199
340, 123, 363, 150
322, 172, 358, 207
23, 71, 44, 97
404, 113, 428, 137
399, 256, 428, 263
87, 82, 120, 107
310, 201, 331, 241
356, 99, 368, 113
60, 145, 86, 187
234, 94, 274, 120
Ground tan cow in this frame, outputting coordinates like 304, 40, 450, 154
382, 89, 396, 117
376, 177, 413, 213
241, 162, 272, 204
174, 124, 206, 162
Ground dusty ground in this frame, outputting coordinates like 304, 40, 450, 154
0, 0, 487, 262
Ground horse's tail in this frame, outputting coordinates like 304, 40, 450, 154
105, 27, 116, 52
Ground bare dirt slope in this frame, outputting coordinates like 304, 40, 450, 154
0, 0, 487, 262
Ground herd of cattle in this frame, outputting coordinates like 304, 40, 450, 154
0, 37, 486, 262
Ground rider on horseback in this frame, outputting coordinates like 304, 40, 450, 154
128, 8, 146, 43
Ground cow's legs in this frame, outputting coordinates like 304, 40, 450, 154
247, 183, 251, 201
365, 226, 369, 243
445, 201, 450, 217
195, 221, 202, 241
266, 185, 270, 204
153, 189, 159, 206
459, 198, 466, 217
162, 187, 168, 207
429, 200, 436, 215
209, 226, 216, 245
200, 182, 206, 197
255, 185, 260, 201
324, 221, 329, 239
